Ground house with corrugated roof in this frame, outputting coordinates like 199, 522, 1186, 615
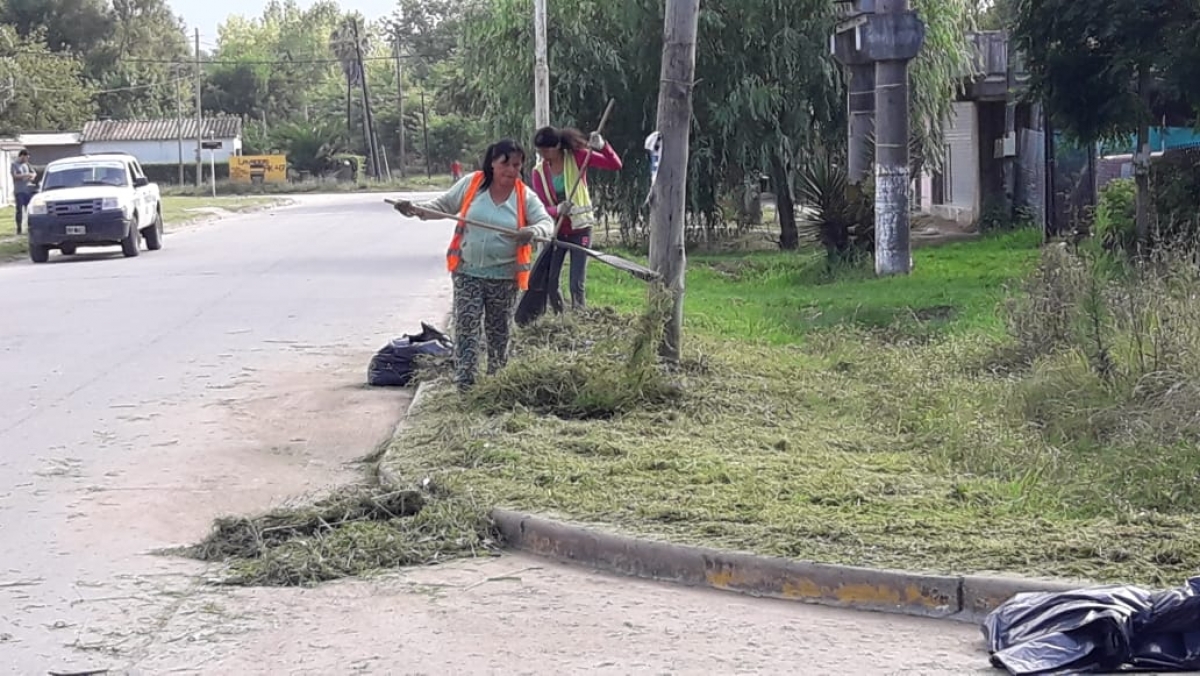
80, 117, 243, 167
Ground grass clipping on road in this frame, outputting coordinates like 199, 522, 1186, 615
184, 486, 495, 586
184, 301, 680, 587
383, 232, 1200, 588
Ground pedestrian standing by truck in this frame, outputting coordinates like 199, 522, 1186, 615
529, 126, 623, 311
392, 139, 555, 391
11, 150, 36, 234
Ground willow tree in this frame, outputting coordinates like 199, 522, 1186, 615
457, 0, 974, 248
460, 0, 844, 243
696, 1, 843, 249
908, 0, 977, 178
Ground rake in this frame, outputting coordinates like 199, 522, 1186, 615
384, 200, 660, 282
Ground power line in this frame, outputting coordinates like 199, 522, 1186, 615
31, 76, 190, 95
10, 49, 445, 66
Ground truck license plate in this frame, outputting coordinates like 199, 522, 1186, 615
66, 225, 86, 235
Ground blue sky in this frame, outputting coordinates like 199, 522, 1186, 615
173, 0, 396, 44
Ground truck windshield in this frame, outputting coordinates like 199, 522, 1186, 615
42, 163, 128, 191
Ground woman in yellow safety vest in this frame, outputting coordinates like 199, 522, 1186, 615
392, 139, 555, 391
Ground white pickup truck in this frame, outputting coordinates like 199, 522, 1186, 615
25, 153, 165, 263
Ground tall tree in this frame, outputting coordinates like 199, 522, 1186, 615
91, 0, 191, 119
205, 1, 343, 124
0, 0, 190, 120
1014, 0, 1200, 248
0, 0, 113, 55
388, 0, 463, 82
0, 25, 94, 133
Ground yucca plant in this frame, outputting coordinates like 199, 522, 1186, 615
798, 148, 875, 262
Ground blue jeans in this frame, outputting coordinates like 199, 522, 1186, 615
547, 229, 590, 311
14, 192, 31, 232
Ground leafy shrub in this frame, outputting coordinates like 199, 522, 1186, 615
1094, 178, 1136, 253
1151, 147, 1200, 245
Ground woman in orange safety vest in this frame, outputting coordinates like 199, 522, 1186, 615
392, 139, 555, 391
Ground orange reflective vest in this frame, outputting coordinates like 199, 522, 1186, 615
446, 171, 533, 290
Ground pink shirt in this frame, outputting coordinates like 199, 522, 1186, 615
530, 145, 623, 235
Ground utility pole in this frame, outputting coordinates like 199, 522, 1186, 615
533, 0, 550, 128
420, 90, 431, 179
831, 0, 924, 276
351, 19, 380, 180
649, 0, 700, 362
871, 0, 923, 276
194, 28, 203, 188
393, 27, 407, 178
175, 72, 184, 186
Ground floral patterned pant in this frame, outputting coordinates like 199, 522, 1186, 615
452, 274, 518, 389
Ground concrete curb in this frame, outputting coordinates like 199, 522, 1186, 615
381, 381, 1083, 624
489, 509, 1079, 623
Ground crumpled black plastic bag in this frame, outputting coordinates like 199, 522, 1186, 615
367, 322, 453, 387
983, 576, 1200, 674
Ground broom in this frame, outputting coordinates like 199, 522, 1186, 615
517, 100, 617, 326
384, 200, 659, 283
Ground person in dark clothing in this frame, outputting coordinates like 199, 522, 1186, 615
10, 150, 36, 233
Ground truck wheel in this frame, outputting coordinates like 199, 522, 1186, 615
30, 244, 49, 263
60, 244, 77, 256
143, 211, 164, 251
121, 218, 141, 258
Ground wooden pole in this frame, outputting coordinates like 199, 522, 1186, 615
533, 0, 550, 128
351, 19, 380, 180
175, 73, 184, 186
648, 0, 700, 362
394, 27, 407, 178
194, 28, 202, 188
421, 90, 432, 179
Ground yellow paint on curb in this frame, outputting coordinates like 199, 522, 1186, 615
707, 568, 944, 609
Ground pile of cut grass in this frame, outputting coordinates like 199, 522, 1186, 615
466, 299, 684, 420
380, 229, 1200, 586
185, 487, 495, 586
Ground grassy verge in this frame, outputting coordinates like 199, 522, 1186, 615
159, 195, 283, 228
377, 228, 1200, 587
0, 196, 284, 260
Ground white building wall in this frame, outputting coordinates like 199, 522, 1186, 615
0, 149, 13, 207
82, 138, 242, 165
920, 101, 981, 225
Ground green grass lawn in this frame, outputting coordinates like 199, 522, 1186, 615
0, 196, 282, 260
381, 227, 1200, 587
587, 229, 1043, 341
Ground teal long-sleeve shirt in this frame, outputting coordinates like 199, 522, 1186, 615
419, 174, 555, 280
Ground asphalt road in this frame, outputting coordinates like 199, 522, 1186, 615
0, 194, 988, 675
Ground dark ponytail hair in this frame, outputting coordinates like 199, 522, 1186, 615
533, 126, 587, 152
478, 138, 527, 190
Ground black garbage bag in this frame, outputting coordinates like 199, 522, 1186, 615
367, 322, 452, 387
983, 576, 1200, 675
